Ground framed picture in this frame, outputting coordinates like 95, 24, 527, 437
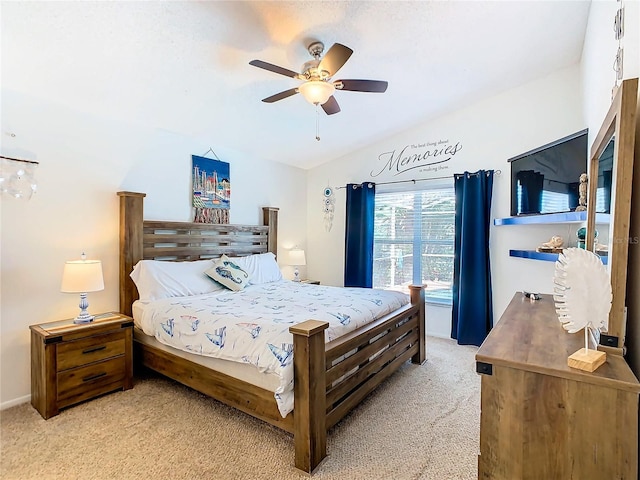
192, 155, 230, 223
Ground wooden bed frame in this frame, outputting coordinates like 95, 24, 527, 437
117, 191, 426, 473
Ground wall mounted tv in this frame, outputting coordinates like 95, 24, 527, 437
509, 129, 588, 216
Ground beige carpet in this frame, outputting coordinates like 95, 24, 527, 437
1, 337, 479, 480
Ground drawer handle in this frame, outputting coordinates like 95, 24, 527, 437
82, 345, 107, 354
82, 372, 107, 382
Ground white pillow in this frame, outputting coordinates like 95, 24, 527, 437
130, 259, 223, 301
231, 252, 283, 285
204, 255, 250, 291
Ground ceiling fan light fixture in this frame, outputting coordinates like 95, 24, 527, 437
298, 81, 335, 105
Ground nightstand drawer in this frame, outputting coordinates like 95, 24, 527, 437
56, 330, 126, 371
57, 356, 125, 403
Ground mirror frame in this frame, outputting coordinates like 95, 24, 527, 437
586, 77, 638, 355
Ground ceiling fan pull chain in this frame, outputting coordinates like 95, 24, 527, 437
315, 104, 321, 141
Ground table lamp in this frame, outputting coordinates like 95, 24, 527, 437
61, 253, 104, 323
289, 248, 306, 282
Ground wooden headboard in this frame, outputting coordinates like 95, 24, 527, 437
117, 191, 279, 316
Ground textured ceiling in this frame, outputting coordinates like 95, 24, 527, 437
2, 1, 591, 169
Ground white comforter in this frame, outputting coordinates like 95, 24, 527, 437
135, 280, 409, 417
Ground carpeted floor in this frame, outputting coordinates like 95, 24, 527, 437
0, 337, 479, 480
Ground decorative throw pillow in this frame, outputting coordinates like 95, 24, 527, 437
205, 255, 250, 291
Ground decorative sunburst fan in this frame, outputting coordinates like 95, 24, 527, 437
553, 248, 611, 333
553, 248, 612, 371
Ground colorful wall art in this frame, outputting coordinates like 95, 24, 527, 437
192, 154, 230, 224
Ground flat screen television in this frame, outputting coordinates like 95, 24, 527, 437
509, 129, 588, 216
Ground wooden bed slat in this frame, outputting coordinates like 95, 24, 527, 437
144, 232, 268, 243
142, 245, 267, 258
144, 221, 269, 233
326, 345, 417, 429
326, 331, 419, 408
325, 317, 416, 385
325, 305, 416, 363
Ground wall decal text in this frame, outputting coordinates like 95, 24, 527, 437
370, 140, 462, 177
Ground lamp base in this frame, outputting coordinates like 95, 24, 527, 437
293, 267, 301, 282
73, 292, 95, 323
73, 313, 95, 324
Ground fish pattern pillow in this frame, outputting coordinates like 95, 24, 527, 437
205, 255, 250, 291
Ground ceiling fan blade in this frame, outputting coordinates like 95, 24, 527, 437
321, 96, 341, 115
262, 88, 299, 103
318, 43, 353, 77
337, 79, 388, 93
249, 60, 299, 79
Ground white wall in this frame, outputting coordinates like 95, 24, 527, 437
580, 0, 640, 374
306, 65, 584, 337
582, 0, 639, 147
0, 89, 307, 408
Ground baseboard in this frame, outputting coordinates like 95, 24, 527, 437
427, 332, 452, 340
1, 394, 30, 410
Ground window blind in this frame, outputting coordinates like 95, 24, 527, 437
373, 187, 455, 304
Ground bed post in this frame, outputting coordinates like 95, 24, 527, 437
262, 207, 279, 256
409, 285, 426, 365
117, 191, 145, 316
289, 320, 329, 474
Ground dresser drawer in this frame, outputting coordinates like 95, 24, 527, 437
57, 356, 125, 404
56, 330, 125, 371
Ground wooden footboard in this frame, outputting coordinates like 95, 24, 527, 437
118, 192, 426, 475
289, 285, 425, 473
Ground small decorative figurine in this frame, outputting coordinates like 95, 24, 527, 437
536, 235, 564, 253
575, 173, 588, 211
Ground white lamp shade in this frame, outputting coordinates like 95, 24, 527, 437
289, 249, 306, 266
61, 260, 104, 293
298, 81, 335, 105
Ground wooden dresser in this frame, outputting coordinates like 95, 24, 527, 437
476, 293, 640, 480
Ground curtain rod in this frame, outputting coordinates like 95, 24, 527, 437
335, 169, 501, 190
0, 155, 39, 165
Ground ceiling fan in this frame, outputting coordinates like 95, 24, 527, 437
249, 41, 388, 115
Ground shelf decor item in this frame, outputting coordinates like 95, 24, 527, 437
575, 172, 588, 211
536, 235, 564, 253
60, 253, 105, 323
576, 227, 597, 249
553, 247, 612, 372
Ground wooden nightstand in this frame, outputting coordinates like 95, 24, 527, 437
301, 279, 320, 285
30, 312, 134, 419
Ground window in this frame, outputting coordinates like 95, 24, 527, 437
373, 186, 455, 304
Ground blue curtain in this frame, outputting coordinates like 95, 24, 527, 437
451, 170, 494, 346
344, 183, 375, 288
